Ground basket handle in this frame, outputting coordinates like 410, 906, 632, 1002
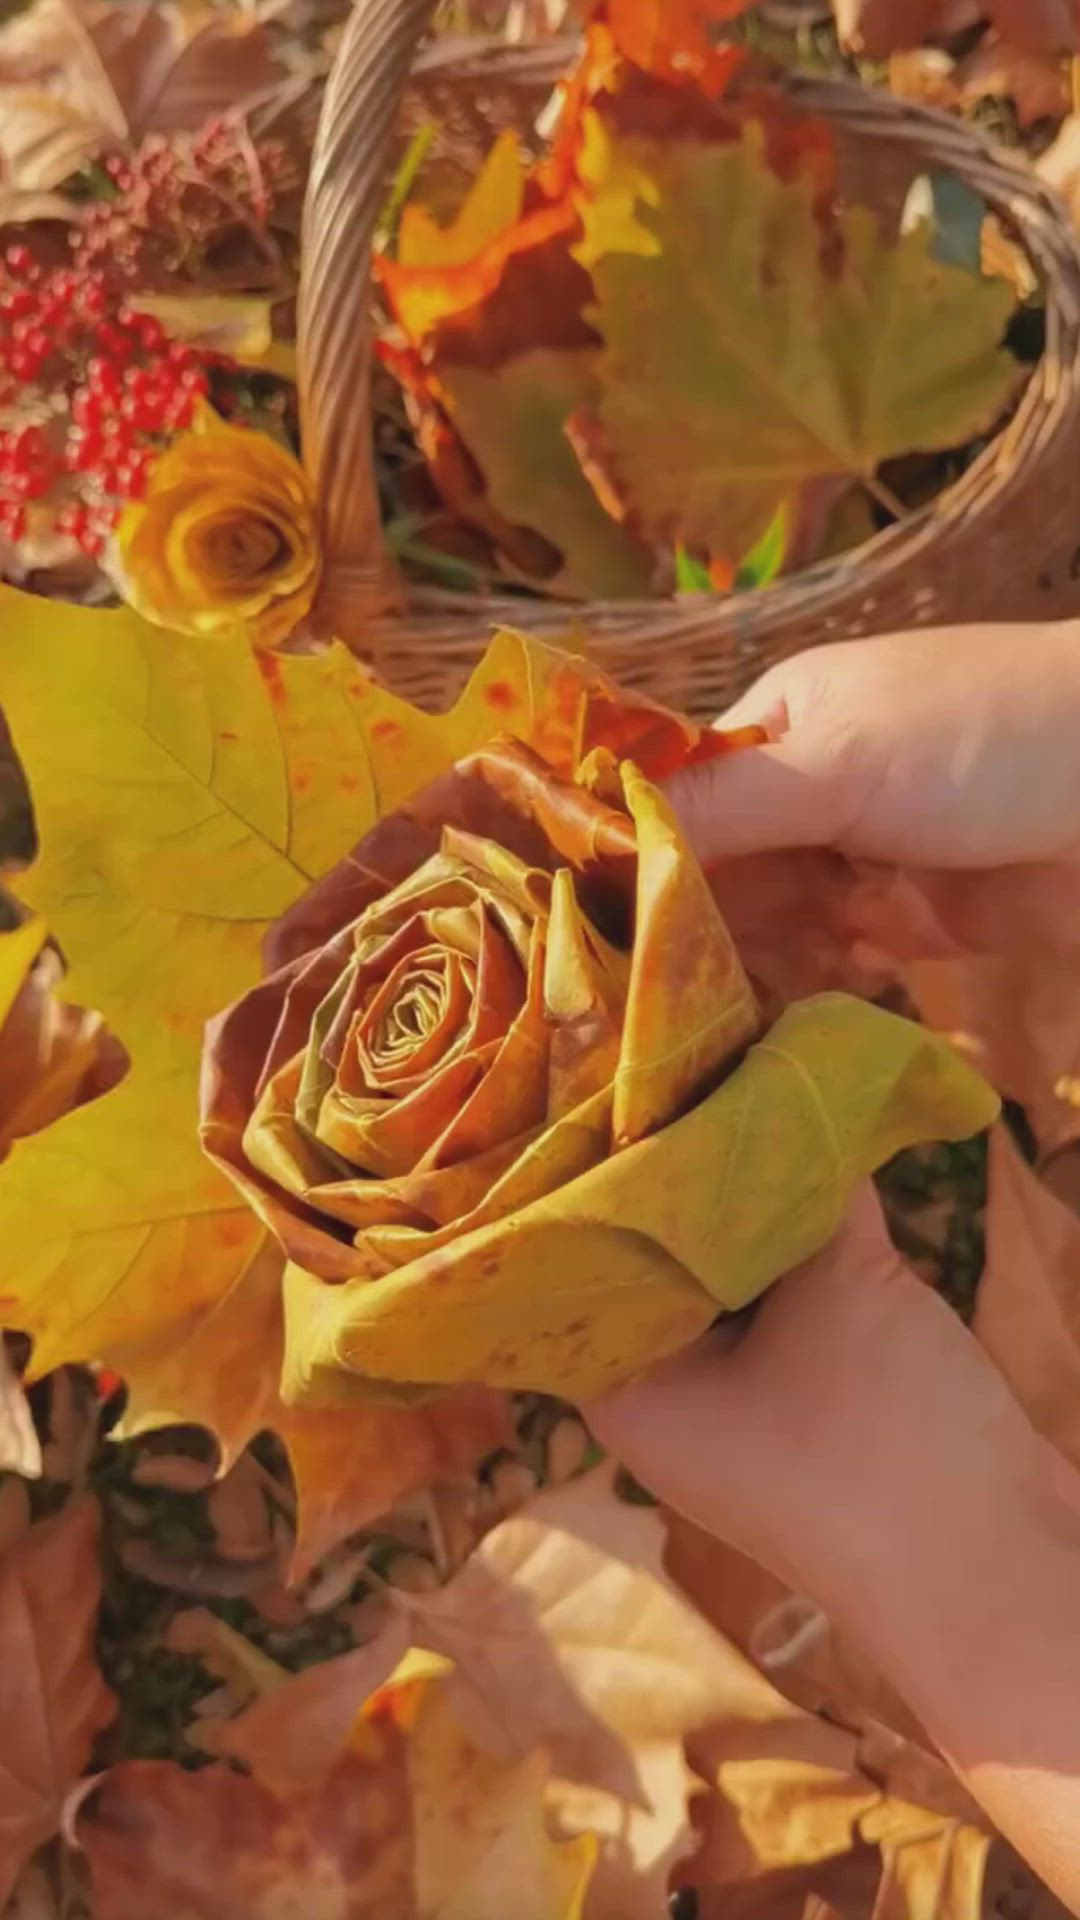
298, 0, 437, 642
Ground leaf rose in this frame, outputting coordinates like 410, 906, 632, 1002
116, 408, 319, 650
202, 642, 998, 1402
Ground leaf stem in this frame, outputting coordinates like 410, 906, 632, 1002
863, 471, 907, 523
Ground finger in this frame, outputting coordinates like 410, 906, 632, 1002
666, 734, 855, 868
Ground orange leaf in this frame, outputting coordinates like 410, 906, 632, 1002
79, 1660, 595, 1920
0, 1498, 115, 1905
604, 0, 751, 94
78, 1747, 415, 1920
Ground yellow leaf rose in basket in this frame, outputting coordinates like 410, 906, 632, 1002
116, 408, 320, 651
201, 635, 998, 1404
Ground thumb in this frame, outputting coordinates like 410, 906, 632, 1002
666, 727, 855, 868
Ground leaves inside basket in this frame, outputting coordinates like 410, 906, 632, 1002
376, 2, 1027, 602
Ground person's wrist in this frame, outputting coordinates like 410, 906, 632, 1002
755, 1276, 1036, 1614
787, 1314, 1080, 1739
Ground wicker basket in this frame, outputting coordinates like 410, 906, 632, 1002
297, 0, 1080, 718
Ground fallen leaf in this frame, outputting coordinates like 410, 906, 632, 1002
77, 1750, 416, 1920
547, 1740, 693, 1918
282, 1389, 512, 1583
0, 589, 531, 1547
127, 295, 297, 380
0, 916, 124, 1163
434, 347, 655, 596
211, 1618, 411, 1793
572, 119, 1020, 561
0, 0, 295, 177
0, 1498, 115, 1906
863, 862, 1080, 1161
78, 1658, 594, 1920
405, 1472, 872, 1891
860, 1800, 989, 1920
397, 128, 527, 272
408, 1683, 596, 1920
380, 42, 839, 593
833, 1, 1080, 56
954, 35, 1069, 124
0, 89, 99, 194
605, 0, 750, 92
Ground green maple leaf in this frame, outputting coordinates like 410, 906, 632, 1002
573, 118, 1021, 559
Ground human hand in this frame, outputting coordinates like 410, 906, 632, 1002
585, 1186, 1027, 1600
588, 1192, 1080, 1909
669, 623, 1080, 870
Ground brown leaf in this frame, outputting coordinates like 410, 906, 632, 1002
213, 1619, 410, 1796
219, 1469, 854, 1907
954, 36, 1069, 124
79, 1669, 595, 1920
77, 1747, 415, 1920
0, 1498, 115, 1906
282, 1388, 513, 1582
834, 1, 1080, 55
87, 3, 294, 141
0, 0, 295, 178
849, 860, 1080, 1162
0, 923, 125, 1165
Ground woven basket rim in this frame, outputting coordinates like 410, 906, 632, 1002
298, 13, 1080, 646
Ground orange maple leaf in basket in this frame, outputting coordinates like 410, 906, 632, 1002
604, 0, 753, 95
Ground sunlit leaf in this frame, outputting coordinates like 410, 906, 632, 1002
0, 1498, 115, 1906
0, 592, 554, 1526
572, 119, 1020, 561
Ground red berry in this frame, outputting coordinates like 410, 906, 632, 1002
4, 244, 31, 274
97, 322, 133, 360
7, 348, 36, 380
66, 427, 104, 471
71, 389, 100, 429
86, 357, 120, 394
78, 527, 105, 556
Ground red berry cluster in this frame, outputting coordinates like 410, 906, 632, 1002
0, 243, 215, 555
72, 118, 296, 291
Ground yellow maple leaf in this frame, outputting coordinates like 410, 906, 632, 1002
0, 590, 554, 1539
397, 128, 527, 277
